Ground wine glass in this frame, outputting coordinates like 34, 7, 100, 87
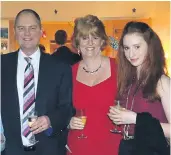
76, 109, 87, 139
28, 111, 39, 145
110, 100, 122, 134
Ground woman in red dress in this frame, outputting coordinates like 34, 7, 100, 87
67, 15, 121, 155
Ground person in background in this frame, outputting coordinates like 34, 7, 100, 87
39, 44, 46, 53
108, 21, 170, 155
52, 29, 81, 65
67, 14, 122, 155
1, 9, 73, 155
0, 115, 5, 152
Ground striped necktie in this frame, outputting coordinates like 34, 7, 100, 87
22, 57, 35, 139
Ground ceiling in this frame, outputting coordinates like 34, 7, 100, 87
1, 1, 170, 21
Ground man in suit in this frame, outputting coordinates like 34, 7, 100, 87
52, 30, 81, 65
1, 9, 73, 155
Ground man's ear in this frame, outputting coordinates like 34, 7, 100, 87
40, 29, 43, 37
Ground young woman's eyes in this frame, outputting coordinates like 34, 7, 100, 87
135, 45, 140, 49
123, 46, 140, 51
124, 47, 129, 51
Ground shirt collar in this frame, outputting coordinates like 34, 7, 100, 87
18, 48, 41, 64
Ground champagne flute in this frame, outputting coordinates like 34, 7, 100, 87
110, 100, 122, 134
76, 109, 87, 139
28, 111, 39, 145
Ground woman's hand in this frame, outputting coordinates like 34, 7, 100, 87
108, 106, 137, 125
69, 117, 84, 130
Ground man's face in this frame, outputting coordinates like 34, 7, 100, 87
15, 12, 42, 55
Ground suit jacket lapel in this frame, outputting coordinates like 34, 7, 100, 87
35, 52, 50, 115
9, 51, 22, 138
11, 51, 20, 116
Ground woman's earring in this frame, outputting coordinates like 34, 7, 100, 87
78, 49, 80, 56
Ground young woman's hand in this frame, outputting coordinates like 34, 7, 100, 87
108, 106, 137, 125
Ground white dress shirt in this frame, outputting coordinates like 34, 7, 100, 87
17, 48, 40, 146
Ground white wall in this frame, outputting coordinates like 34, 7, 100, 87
1, 1, 169, 21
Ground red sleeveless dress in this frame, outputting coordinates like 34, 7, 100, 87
67, 58, 122, 155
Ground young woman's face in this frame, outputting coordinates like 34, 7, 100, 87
123, 33, 148, 71
79, 34, 104, 58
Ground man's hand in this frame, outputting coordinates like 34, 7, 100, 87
30, 116, 51, 134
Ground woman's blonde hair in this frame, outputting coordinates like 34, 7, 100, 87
72, 15, 108, 50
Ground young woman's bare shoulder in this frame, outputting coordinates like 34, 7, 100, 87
157, 74, 170, 97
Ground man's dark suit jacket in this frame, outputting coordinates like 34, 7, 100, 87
52, 46, 81, 66
1, 51, 73, 155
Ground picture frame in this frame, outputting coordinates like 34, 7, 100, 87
1, 28, 9, 54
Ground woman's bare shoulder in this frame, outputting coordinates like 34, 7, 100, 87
157, 74, 170, 97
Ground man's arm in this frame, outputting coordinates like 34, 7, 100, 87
47, 64, 73, 134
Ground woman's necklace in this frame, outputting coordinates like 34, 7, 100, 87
82, 58, 102, 74
123, 81, 142, 140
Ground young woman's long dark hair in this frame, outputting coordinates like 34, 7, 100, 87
117, 21, 167, 101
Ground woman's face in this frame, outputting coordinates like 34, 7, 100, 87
123, 33, 148, 71
79, 34, 104, 58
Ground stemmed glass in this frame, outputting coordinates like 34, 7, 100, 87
110, 100, 122, 134
76, 109, 87, 139
28, 111, 39, 145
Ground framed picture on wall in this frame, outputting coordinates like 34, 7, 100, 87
1, 28, 8, 39
1, 39, 8, 50
1, 28, 9, 54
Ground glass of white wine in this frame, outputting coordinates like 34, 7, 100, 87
76, 109, 87, 139
110, 100, 122, 134
28, 111, 39, 145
